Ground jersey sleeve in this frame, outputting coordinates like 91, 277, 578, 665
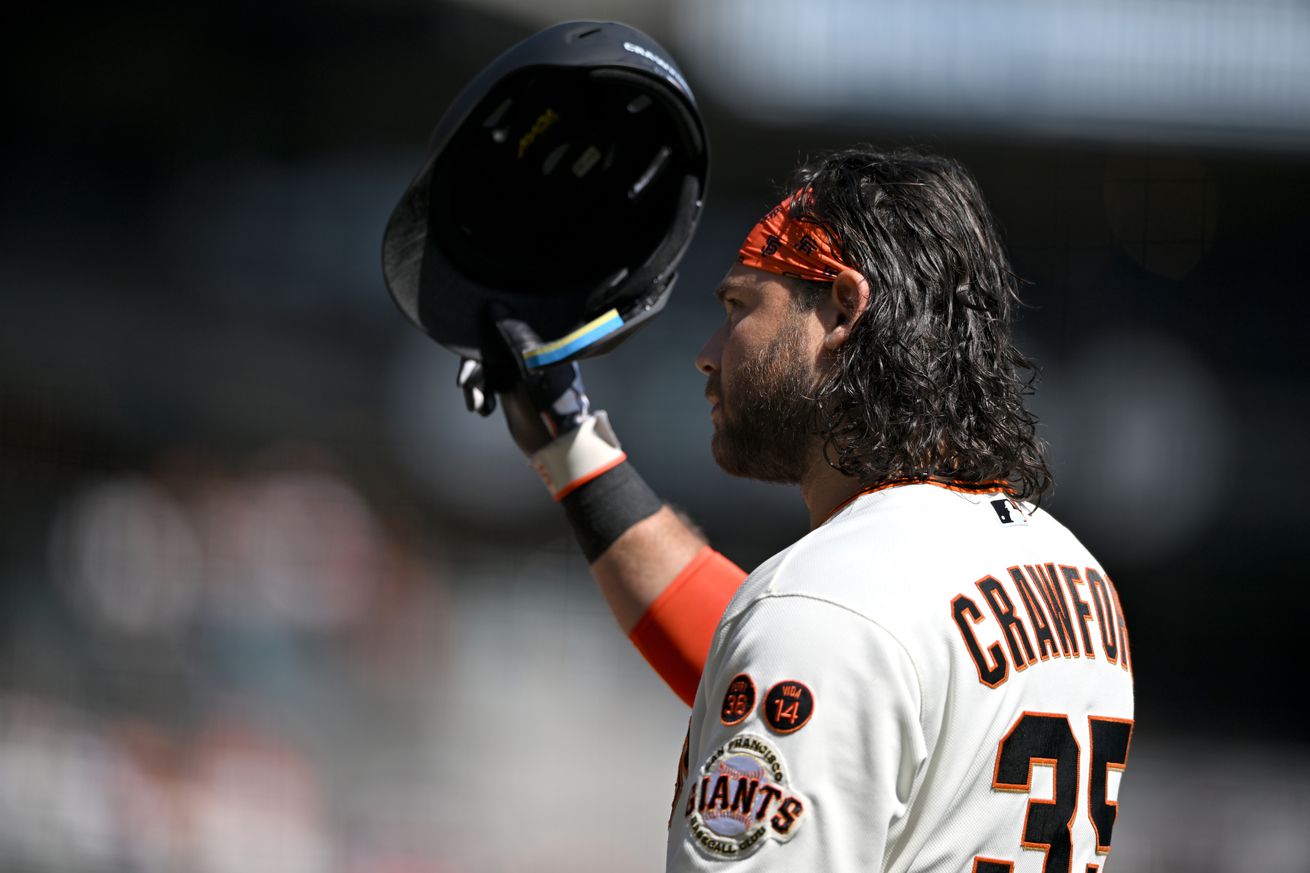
629, 547, 748, 706
667, 594, 928, 873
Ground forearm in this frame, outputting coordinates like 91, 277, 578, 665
558, 460, 747, 704
588, 505, 708, 633
499, 367, 745, 703
560, 459, 725, 633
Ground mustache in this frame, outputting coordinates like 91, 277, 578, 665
704, 377, 721, 403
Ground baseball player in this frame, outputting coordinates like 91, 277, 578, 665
482, 147, 1135, 873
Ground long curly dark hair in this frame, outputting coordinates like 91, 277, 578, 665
787, 147, 1052, 501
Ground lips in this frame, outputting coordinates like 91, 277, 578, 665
704, 378, 721, 407
705, 379, 723, 421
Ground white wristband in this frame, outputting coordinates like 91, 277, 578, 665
529, 410, 627, 500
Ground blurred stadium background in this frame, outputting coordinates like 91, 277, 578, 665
3, 1, 1309, 870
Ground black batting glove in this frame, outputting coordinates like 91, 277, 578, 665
456, 317, 624, 497
456, 318, 598, 457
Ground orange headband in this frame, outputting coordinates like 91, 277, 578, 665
736, 192, 852, 283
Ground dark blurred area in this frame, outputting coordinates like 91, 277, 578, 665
3, 1, 1309, 871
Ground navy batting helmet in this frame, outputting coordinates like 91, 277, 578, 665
382, 20, 709, 370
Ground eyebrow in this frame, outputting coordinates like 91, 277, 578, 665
714, 279, 751, 302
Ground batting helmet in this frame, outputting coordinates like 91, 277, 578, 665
382, 20, 709, 371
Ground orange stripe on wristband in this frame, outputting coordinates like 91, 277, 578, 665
628, 546, 748, 706
552, 452, 627, 501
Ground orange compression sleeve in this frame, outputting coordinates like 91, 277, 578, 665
628, 546, 748, 706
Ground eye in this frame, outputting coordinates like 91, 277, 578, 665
716, 287, 748, 320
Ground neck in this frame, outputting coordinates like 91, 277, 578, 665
799, 452, 866, 529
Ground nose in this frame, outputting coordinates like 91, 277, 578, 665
696, 323, 725, 375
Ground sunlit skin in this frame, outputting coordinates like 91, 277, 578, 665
511, 265, 872, 633
696, 264, 873, 529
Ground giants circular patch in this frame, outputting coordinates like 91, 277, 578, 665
763, 680, 814, 734
719, 674, 756, 726
682, 733, 807, 859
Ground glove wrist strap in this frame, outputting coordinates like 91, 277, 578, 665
561, 461, 663, 562
530, 411, 626, 500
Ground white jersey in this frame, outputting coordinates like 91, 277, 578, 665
666, 482, 1134, 873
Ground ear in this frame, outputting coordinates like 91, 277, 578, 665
821, 269, 871, 351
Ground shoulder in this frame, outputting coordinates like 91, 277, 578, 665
701, 591, 926, 742
720, 483, 1106, 659
727, 484, 1019, 616
678, 590, 931, 867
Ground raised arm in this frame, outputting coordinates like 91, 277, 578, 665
562, 466, 747, 704
460, 320, 746, 704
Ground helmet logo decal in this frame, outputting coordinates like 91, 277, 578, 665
518, 108, 560, 159
623, 41, 689, 94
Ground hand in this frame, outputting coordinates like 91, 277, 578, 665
456, 317, 595, 456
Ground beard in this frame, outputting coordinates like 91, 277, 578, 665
708, 317, 822, 484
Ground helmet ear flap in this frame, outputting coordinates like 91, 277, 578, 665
381, 20, 709, 366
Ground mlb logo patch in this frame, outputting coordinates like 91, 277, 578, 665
990, 497, 1028, 526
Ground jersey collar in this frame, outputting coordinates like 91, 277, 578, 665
819, 477, 1014, 527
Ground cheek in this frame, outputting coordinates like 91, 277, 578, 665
717, 330, 753, 390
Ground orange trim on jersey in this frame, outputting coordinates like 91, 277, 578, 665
1106, 574, 1133, 676
1088, 715, 1135, 855
822, 478, 1015, 525
551, 452, 628, 501
971, 859, 1015, 873
992, 711, 1081, 863
629, 546, 748, 706
952, 593, 1008, 689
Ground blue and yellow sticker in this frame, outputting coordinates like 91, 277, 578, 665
522, 309, 624, 369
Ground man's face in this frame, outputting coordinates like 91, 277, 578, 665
696, 266, 827, 484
